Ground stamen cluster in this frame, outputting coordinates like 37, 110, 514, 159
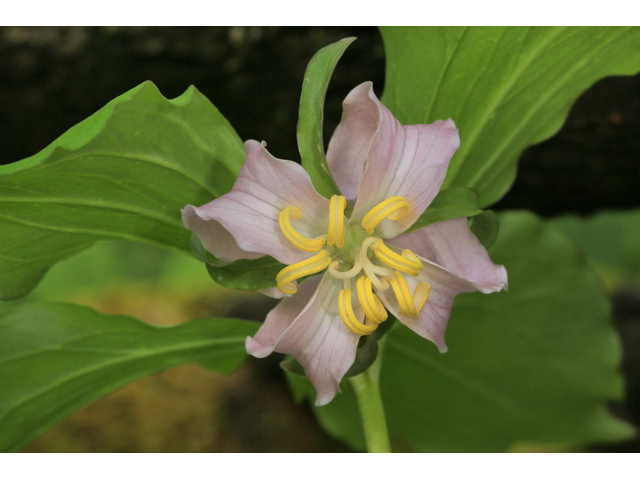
276, 195, 432, 335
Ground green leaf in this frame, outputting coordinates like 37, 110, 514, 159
407, 186, 482, 233
298, 37, 355, 200
0, 301, 258, 452
0, 81, 245, 300
469, 210, 500, 249
380, 27, 640, 207
549, 210, 640, 289
206, 256, 284, 291
293, 211, 634, 451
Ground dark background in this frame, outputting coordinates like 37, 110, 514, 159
2, 26, 640, 451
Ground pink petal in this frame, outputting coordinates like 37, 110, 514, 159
348, 84, 460, 238
326, 82, 379, 203
390, 217, 508, 294
246, 276, 322, 357
182, 140, 330, 265
376, 262, 478, 353
248, 274, 359, 406
182, 205, 262, 263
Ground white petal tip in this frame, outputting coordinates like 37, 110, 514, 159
245, 336, 274, 359
314, 394, 335, 407
438, 345, 448, 354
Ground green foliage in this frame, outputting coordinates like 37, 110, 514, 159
407, 186, 482, 233
292, 212, 634, 451
287, 372, 366, 451
0, 81, 245, 301
549, 210, 640, 289
380, 26, 640, 208
0, 301, 258, 452
298, 37, 355, 201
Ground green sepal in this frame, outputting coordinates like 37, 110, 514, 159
191, 234, 285, 291
297, 37, 355, 204
344, 332, 379, 378
206, 256, 284, 291
469, 210, 500, 249
280, 356, 307, 377
371, 313, 397, 340
190, 234, 222, 266
407, 186, 483, 233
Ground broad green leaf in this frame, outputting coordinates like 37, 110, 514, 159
380, 27, 640, 207
293, 211, 634, 451
0, 301, 258, 452
550, 210, 640, 289
0, 81, 244, 300
406, 186, 482, 233
298, 37, 355, 200
206, 256, 284, 291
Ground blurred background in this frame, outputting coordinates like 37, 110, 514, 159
1, 26, 640, 452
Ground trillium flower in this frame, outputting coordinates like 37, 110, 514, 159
182, 82, 507, 406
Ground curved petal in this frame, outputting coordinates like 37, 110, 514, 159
390, 217, 508, 293
249, 274, 359, 406
246, 275, 322, 357
326, 82, 379, 203
182, 205, 263, 263
350, 85, 460, 238
182, 140, 330, 265
376, 260, 480, 353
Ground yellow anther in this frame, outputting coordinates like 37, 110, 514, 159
279, 206, 326, 252
356, 276, 388, 325
361, 196, 411, 234
339, 289, 377, 336
388, 271, 417, 317
276, 250, 331, 295
327, 195, 347, 248
372, 239, 423, 276
413, 282, 431, 315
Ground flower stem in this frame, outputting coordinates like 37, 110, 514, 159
348, 342, 391, 453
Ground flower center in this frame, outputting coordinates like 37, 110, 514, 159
276, 195, 432, 335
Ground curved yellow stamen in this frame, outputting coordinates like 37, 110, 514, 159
339, 289, 377, 336
327, 195, 347, 248
361, 196, 411, 234
279, 206, 326, 252
356, 276, 388, 325
413, 282, 431, 315
388, 271, 417, 317
372, 239, 423, 276
276, 250, 331, 294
